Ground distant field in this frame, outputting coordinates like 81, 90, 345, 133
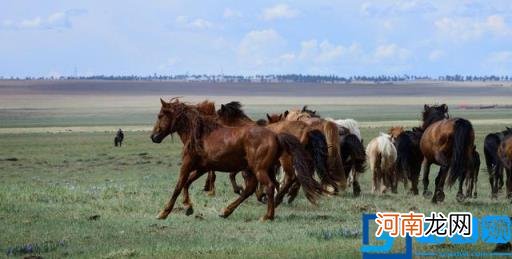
0, 80, 511, 257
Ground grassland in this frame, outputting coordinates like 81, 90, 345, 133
1, 80, 511, 258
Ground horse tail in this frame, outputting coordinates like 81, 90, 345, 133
305, 130, 336, 189
341, 134, 367, 175
277, 133, 324, 204
324, 121, 347, 190
483, 134, 499, 175
449, 119, 474, 186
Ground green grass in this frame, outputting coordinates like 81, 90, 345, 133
1, 120, 510, 258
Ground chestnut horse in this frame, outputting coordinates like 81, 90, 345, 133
498, 135, 512, 200
151, 98, 324, 221
206, 101, 335, 205
420, 104, 475, 203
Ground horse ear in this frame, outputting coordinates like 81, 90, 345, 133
279, 114, 283, 120
284, 110, 289, 118
424, 104, 429, 110
221, 104, 225, 110
442, 104, 448, 112
266, 114, 271, 121
160, 98, 167, 107
301, 106, 307, 112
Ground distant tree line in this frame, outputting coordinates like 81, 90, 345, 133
2, 74, 511, 83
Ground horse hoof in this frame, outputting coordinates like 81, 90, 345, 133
473, 193, 477, 199
207, 190, 215, 197
156, 211, 169, 220
259, 216, 274, 222
234, 187, 243, 195
219, 208, 230, 218
258, 195, 268, 204
185, 206, 194, 216
423, 190, 433, 198
507, 193, 512, 200
456, 193, 465, 203
437, 192, 445, 202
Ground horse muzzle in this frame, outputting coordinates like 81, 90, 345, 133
150, 133, 163, 143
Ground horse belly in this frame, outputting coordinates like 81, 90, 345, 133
202, 141, 248, 172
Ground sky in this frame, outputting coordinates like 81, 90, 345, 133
1, 0, 512, 77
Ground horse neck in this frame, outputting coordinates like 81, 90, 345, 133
175, 110, 220, 150
422, 116, 444, 130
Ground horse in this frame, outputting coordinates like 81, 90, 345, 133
484, 127, 512, 198
339, 132, 366, 196
150, 98, 324, 221
284, 106, 347, 192
208, 101, 335, 205
420, 104, 475, 203
366, 133, 398, 194
114, 128, 124, 147
388, 126, 423, 195
498, 135, 512, 200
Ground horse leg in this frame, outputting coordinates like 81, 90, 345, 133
473, 167, 479, 198
506, 168, 512, 200
228, 172, 243, 195
157, 158, 193, 219
287, 180, 301, 204
275, 157, 295, 206
391, 168, 398, 194
432, 166, 449, 203
182, 170, 206, 215
219, 172, 257, 218
255, 169, 276, 221
352, 169, 361, 197
490, 164, 498, 199
456, 171, 466, 203
422, 159, 432, 197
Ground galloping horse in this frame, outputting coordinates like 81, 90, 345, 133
498, 135, 512, 200
389, 126, 423, 195
484, 127, 512, 198
151, 98, 324, 221
284, 106, 347, 192
420, 104, 475, 203
206, 101, 335, 205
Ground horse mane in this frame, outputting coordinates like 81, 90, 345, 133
170, 101, 221, 154
195, 100, 216, 115
421, 104, 449, 129
217, 101, 253, 123
286, 109, 313, 121
301, 106, 320, 118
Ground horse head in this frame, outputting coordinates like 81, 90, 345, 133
266, 113, 283, 124
151, 98, 187, 143
421, 104, 449, 129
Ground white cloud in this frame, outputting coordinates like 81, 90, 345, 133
175, 16, 213, 29
428, 49, 443, 61
223, 8, 242, 19
298, 40, 347, 63
361, 1, 436, 16
238, 29, 286, 67
262, 4, 299, 21
1, 10, 86, 30
435, 15, 512, 41
374, 44, 411, 61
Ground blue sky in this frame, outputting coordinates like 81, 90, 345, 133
1, 0, 512, 77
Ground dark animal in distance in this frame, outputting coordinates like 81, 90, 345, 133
389, 126, 423, 195
114, 129, 124, 147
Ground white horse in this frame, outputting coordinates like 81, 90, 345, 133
326, 118, 362, 141
366, 133, 398, 194
326, 118, 363, 187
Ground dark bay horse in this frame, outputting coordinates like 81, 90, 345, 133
389, 126, 423, 195
484, 127, 512, 198
151, 98, 324, 221
420, 104, 475, 203
498, 135, 512, 200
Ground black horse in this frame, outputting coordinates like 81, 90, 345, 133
114, 128, 124, 147
391, 127, 423, 195
484, 127, 512, 198
339, 133, 366, 196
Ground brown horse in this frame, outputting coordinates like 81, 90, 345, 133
284, 107, 347, 192
206, 102, 335, 205
498, 135, 512, 200
420, 104, 475, 203
151, 98, 324, 221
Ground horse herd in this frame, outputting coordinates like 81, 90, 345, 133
150, 98, 512, 221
